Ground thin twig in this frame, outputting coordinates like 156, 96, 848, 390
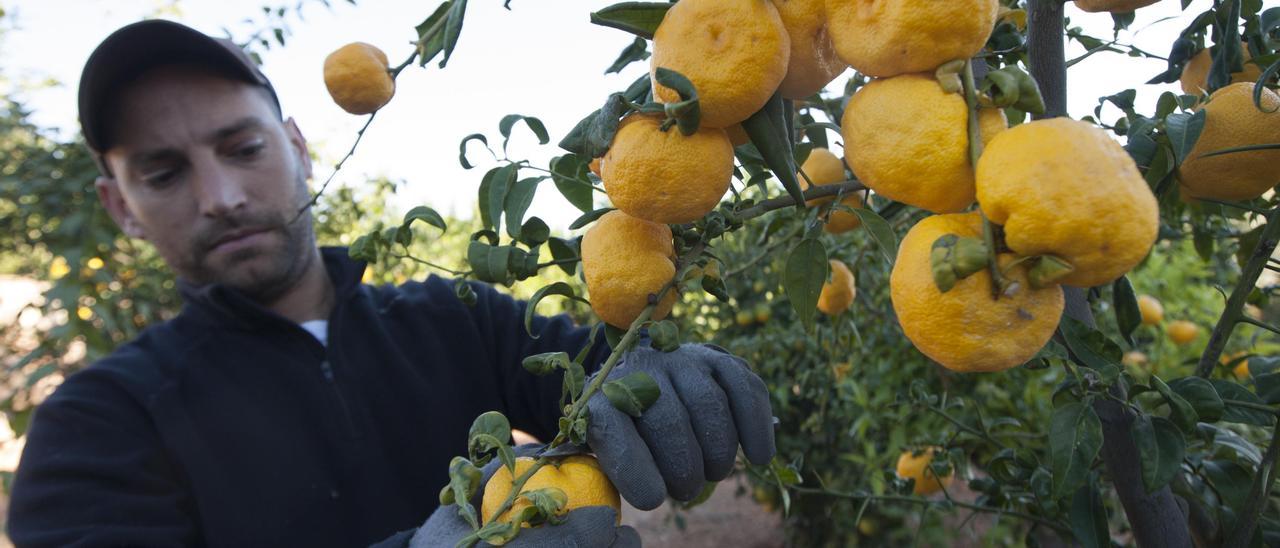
790, 485, 1072, 535
1196, 205, 1280, 377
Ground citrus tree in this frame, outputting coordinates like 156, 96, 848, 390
7, 0, 1280, 546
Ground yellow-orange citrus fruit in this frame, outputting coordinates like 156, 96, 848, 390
772, 0, 846, 99
823, 199, 864, 233
1073, 0, 1159, 12
825, 0, 998, 78
891, 213, 1065, 373
1226, 352, 1251, 380
1180, 43, 1264, 96
581, 211, 678, 328
736, 309, 755, 327
1167, 320, 1201, 346
1138, 294, 1164, 325
818, 259, 856, 315
976, 118, 1157, 288
831, 362, 852, 383
481, 456, 621, 525
651, 0, 790, 128
754, 303, 772, 323
588, 158, 603, 178
602, 114, 734, 224
895, 447, 954, 496
843, 74, 1007, 213
1122, 351, 1149, 367
797, 147, 848, 206
323, 42, 395, 114
1179, 83, 1280, 202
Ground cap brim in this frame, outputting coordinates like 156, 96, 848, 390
78, 19, 270, 152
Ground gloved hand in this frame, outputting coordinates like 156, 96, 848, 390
406, 446, 640, 548
586, 343, 776, 510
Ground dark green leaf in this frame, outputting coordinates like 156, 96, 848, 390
467, 241, 512, 284
589, 2, 671, 40
503, 176, 544, 240
469, 411, 512, 449
648, 320, 680, 351
1169, 376, 1225, 422
523, 351, 570, 376
524, 282, 589, 338
1165, 110, 1206, 166
742, 91, 803, 207
414, 2, 453, 67
603, 371, 661, 417
458, 133, 490, 169
785, 238, 827, 332
1113, 276, 1141, 346
1203, 459, 1253, 508
348, 233, 379, 263
549, 154, 596, 214
1212, 380, 1277, 425
1049, 401, 1103, 498
498, 114, 550, 154
1069, 479, 1108, 548
1152, 376, 1199, 433
445, 456, 482, 528
1256, 372, 1280, 404
1058, 317, 1123, 382
1151, 417, 1185, 491
403, 206, 447, 233
569, 207, 615, 230
851, 208, 899, 265
606, 36, 650, 74
652, 67, 701, 135
1133, 413, 1161, 492
519, 217, 550, 247
439, 0, 467, 68
701, 274, 730, 302
548, 237, 580, 276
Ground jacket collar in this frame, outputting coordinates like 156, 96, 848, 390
177, 246, 366, 329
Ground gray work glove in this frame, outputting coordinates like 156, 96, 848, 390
408, 445, 641, 548
586, 343, 776, 510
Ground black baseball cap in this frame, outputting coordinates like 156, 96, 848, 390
78, 19, 281, 155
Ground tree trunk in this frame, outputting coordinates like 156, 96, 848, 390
1025, 1, 1193, 546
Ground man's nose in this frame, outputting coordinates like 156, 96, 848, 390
193, 160, 247, 218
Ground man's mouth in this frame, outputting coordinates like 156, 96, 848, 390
209, 227, 271, 254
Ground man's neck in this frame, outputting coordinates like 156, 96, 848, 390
263, 247, 335, 323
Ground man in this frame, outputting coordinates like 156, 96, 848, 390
7, 20, 775, 547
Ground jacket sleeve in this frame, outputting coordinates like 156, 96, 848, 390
461, 279, 612, 443
8, 370, 196, 548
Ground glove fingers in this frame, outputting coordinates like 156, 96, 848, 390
410, 504, 476, 548
587, 393, 667, 510
633, 369, 706, 502
612, 525, 642, 548
708, 352, 776, 466
667, 361, 739, 481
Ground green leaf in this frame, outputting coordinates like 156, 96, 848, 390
652, 67, 701, 135
547, 237, 580, 276
606, 36, 650, 74
851, 208, 898, 265
589, 2, 671, 39
1255, 372, 1280, 404
1203, 459, 1253, 508
444, 456, 483, 528
1132, 413, 1161, 492
468, 411, 512, 451
524, 282, 590, 338
523, 352, 570, 376
701, 274, 730, 302
603, 371, 662, 417
454, 279, 477, 306
1165, 110, 1206, 166
519, 487, 568, 526
549, 154, 596, 214
1069, 479, 1108, 548
439, 0, 467, 68
564, 361, 586, 402
504, 176, 544, 240
498, 114, 550, 154
1151, 417, 1185, 491
1212, 380, 1277, 426
1152, 376, 1199, 433
1049, 401, 1103, 499
648, 320, 680, 351
348, 233, 379, 263
519, 217, 550, 247
1168, 376, 1225, 422
467, 241, 512, 284
1058, 317, 1123, 383
1112, 276, 1140, 346
742, 91, 803, 207
785, 238, 828, 332
414, 2, 453, 67
458, 133, 490, 169
402, 206, 447, 234
569, 207, 614, 230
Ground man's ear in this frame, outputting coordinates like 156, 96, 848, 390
283, 117, 313, 180
95, 176, 146, 239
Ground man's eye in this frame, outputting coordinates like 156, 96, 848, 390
233, 142, 265, 159
142, 169, 180, 188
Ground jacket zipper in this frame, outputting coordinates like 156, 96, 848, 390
318, 359, 359, 439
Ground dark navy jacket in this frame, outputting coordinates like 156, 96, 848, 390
8, 247, 608, 547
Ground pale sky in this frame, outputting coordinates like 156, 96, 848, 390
2, 0, 1228, 231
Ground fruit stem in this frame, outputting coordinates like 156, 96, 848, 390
981, 214, 1007, 300
290, 111, 378, 225
787, 485, 1072, 535
961, 59, 984, 169
1195, 204, 1280, 378
731, 180, 865, 222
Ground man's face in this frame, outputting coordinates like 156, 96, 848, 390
97, 65, 316, 301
